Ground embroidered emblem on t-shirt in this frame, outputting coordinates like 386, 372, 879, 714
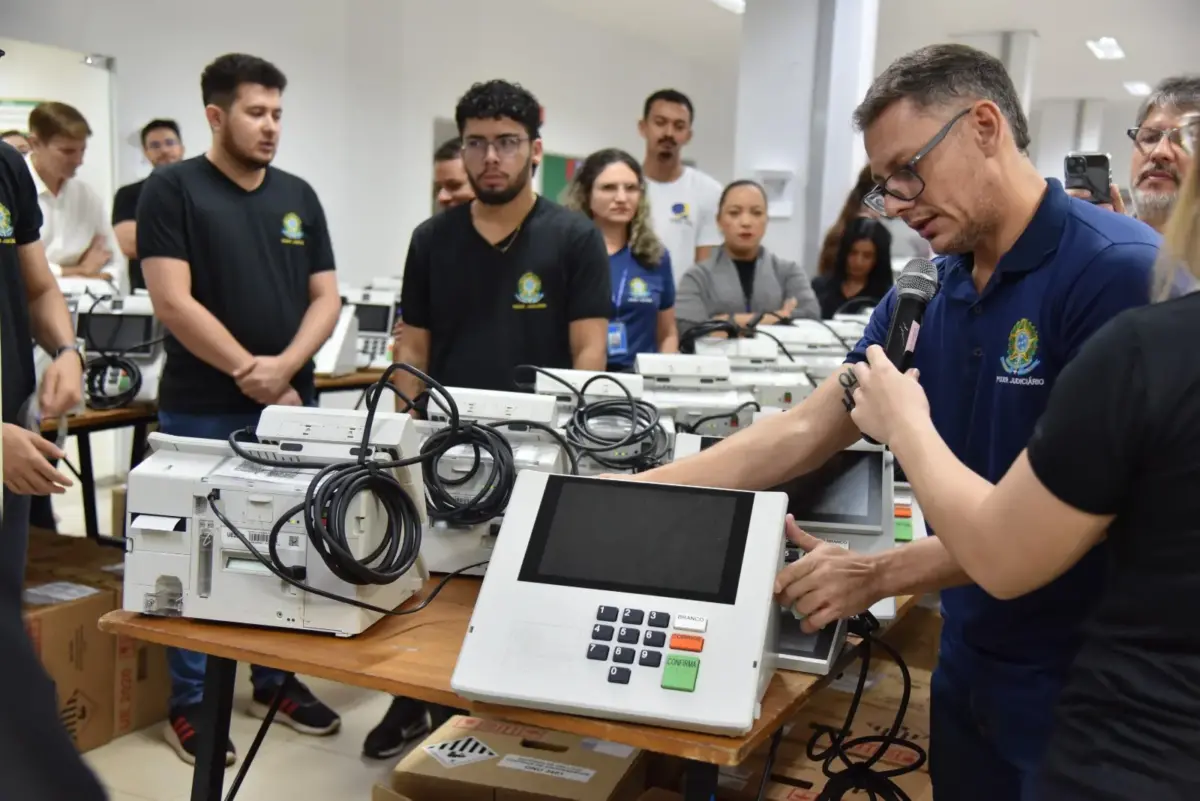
627, 276, 653, 303
997, 318, 1045, 386
281, 212, 305, 244
513, 271, 546, 309
670, 202, 690, 222
0, 202, 13, 242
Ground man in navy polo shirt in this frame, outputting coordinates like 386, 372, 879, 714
631, 44, 1158, 800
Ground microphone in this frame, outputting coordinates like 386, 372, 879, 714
882, 258, 939, 372
850, 258, 939, 443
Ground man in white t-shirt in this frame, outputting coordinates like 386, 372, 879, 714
639, 89, 723, 285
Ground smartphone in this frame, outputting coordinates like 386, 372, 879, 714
1064, 152, 1112, 204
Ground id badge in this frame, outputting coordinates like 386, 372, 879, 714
607, 321, 629, 357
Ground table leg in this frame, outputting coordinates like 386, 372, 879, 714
191, 655, 237, 801
683, 760, 719, 801
76, 432, 99, 541
130, 421, 149, 469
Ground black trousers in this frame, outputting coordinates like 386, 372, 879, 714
0, 490, 108, 800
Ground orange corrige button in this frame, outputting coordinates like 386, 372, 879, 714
670, 633, 704, 653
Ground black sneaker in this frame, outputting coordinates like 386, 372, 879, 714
362, 697, 432, 760
164, 704, 237, 766
248, 680, 341, 736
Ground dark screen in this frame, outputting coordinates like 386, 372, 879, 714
519, 475, 754, 604
82, 314, 154, 355
776, 450, 881, 526
355, 304, 392, 333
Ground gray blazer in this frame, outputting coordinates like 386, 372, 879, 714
675, 246, 821, 332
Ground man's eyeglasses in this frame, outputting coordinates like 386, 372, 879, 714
146, 138, 179, 151
863, 107, 972, 217
1128, 116, 1200, 157
462, 135, 528, 160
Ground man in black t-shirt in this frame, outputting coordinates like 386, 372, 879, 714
137, 53, 343, 767
111, 118, 184, 291
396, 80, 609, 402
0, 141, 105, 800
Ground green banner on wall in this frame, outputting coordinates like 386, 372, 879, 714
541, 153, 585, 205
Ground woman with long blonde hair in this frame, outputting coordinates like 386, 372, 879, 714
821, 116, 1200, 799
564, 148, 678, 371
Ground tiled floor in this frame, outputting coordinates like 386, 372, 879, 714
54, 487, 411, 801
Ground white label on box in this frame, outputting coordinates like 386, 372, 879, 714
423, 735, 497, 768
580, 738, 635, 758
23, 582, 101, 606
498, 755, 595, 783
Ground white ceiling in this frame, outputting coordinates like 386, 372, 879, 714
537, 0, 1200, 104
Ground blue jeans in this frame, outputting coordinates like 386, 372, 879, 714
158, 409, 288, 710
929, 639, 1064, 801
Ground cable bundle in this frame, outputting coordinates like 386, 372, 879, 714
78, 293, 162, 410
520, 365, 670, 472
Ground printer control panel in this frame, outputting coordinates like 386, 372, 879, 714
586, 605, 704, 693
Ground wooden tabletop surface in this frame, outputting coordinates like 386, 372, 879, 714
99, 579, 917, 765
41, 403, 158, 434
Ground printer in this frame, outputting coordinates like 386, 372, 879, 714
123, 406, 429, 637
76, 293, 165, 405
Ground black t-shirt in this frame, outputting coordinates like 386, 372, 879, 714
811, 273, 882, 319
1027, 292, 1200, 800
734, 258, 755, 307
137, 156, 336, 413
0, 143, 39, 424
112, 178, 146, 290
401, 197, 610, 392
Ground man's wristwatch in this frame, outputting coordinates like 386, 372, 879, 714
54, 344, 86, 368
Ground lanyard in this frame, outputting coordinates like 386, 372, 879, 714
613, 268, 630, 308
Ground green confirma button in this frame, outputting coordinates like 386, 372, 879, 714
661, 653, 699, 692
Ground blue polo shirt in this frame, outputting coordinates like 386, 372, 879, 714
848, 179, 1160, 672
607, 246, 675, 369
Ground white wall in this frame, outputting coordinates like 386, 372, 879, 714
5, 0, 737, 287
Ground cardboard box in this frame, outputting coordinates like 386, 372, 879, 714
25, 529, 171, 739
389, 716, 645, 801
111, 484, 127, 538
23, 581, 117, 753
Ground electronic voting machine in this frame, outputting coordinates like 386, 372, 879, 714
451, 472, 788, 735
672, 433, 895, 674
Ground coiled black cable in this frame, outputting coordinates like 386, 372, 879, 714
78, 292, 163, 410
678, 399, 761, 435
680, 317, 797, 364
799, 612, 927, 800
518, 365, 670, 472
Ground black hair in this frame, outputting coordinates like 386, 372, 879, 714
0, 129, 24, 140
433, 137, 463, 162
455, 80, 541, 140
718, 179, 768, 213
201, 53, 288, 109
643, 89, 694, 123
833, 218, 894, 297
854, 43, 1030, 152
140, 118, 180, 146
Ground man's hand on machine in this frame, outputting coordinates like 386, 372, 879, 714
234, 355, 297, 404
2, 424, 72, 496
774, 515, 879, 634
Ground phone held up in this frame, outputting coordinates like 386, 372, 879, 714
1064, 152, 1112, 205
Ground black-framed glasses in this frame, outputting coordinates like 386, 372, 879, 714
462, 135, 529, 160
1128, 116, 1200, 157
863, 107, 972, 216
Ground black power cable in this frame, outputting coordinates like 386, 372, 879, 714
678, 399, 761, 435
799, 612, 927, 800
518, 366, 670, 472
212, 363, 485, 615
679, 318, 798, 364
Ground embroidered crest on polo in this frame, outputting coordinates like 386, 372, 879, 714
997, 318, 1045, 386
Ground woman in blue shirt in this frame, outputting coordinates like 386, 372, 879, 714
564, 149, 678, 371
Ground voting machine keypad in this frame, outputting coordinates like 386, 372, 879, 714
591, 605, 703, 693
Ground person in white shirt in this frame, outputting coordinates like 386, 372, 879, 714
639, 89, 723, 286
26, 102, 119, 285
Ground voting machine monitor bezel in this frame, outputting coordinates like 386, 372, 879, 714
354, 303, 393, 334
517, 474, 754, 605
81, 313, 157, 357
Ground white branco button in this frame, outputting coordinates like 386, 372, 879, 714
674, 614, 707, 633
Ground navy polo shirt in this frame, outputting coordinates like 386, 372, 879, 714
848, 179, 1160, 671
607, 246, 675, 369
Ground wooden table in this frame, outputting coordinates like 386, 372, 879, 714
41, 404, 157, 543
314, 369, 385, 406
100, 579, 918, 801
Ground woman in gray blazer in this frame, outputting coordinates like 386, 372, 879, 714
674, 180, 820, 334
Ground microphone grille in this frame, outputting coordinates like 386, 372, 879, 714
896, 258, 939, 302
